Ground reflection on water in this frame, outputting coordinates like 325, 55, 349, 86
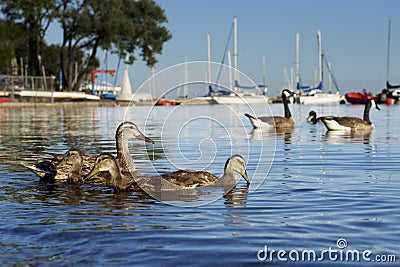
1, 104, 400, 265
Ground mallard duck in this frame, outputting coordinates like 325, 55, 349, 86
22, 160, 58, 183
321, 99, 380, 132
56, 148, 86, 184
85, 153, 198, 192
22, 148, 87, 183
307, 110, 336, 124
161, 154, 249, 187
23, 121, 154, 185
245, 89, 295, 129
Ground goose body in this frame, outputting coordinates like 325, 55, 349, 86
161, 155, 249, 187
85, 153, 197, 192
322, 99, 380, 132
245, 89, 295, 129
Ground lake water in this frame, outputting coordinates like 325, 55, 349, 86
0, 102, 399, 266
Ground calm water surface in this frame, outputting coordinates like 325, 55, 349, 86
0, 103, 399, 266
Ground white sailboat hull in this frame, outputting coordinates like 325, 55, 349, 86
212, 95, 269, 105
298, 93, 341, 105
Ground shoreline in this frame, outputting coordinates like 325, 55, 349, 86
0, 100, 157, 108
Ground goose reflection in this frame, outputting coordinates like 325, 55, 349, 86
250, 127, 293, 144
325, 130, 371, 144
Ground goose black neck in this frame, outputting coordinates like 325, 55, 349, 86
363, 101, 372, 124
282, 92, 292, 119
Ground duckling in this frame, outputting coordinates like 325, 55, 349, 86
161, 154, 249, 187
245, 89, 295, 129
85, 153, 198, 193
307, 110, 336, 124
321, 99, 380, 132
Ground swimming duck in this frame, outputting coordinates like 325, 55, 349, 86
22, 148, 86, 183
245, 89, 295, 129
82, 121, 154, 186
307, 110, 336, 124
321, 99, 380, 132
23, 121, 154, 184
161, 154, 249, 187
22, 160, 58, 183
85, 153, 198, 192
56, 148, 86, 184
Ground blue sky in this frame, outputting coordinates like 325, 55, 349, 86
46, 0, 400, 97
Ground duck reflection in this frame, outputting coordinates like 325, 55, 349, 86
223, 185, 248, 207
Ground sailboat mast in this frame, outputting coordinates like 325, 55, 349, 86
317, 31, 323, 86
233, 16, 238, 91
295, 32, 300, 88
207, 34, 211, 86
386, 19, 391, 82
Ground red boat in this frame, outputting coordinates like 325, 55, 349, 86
344, 91, 375, 104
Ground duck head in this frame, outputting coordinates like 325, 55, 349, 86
57, 148, 83, 167
225, 154, 250, 185
116, 121, 155, 144
85, 153, 117, 179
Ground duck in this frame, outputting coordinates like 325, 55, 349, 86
85, 153, 198, 192
307, 110, 336, 124
23, 121, 154, 184
56, 148, 86, 184
22, 148, 89, 183
321, 99, 380, 132
245, 89, 295, 129
161, 154, 249, 188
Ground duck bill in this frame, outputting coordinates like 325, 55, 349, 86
242, 171, 250, 185
85, 167, 101, 180
56, 158, 67, 167
136, 132, 155, 144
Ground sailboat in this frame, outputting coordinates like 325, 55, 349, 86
378, 19, 400, 104
209, 17, 269, 105
295, 31, 341, 105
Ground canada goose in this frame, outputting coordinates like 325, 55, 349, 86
245, 89, 295, 129
85, 153, 198, 192
321, 99, 380, 131
307, 110, 336, 124
161, 154, 249, 187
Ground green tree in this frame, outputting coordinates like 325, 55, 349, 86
0, 19, 28, 74
58, 0, 171, 91
0, 0, 57, 76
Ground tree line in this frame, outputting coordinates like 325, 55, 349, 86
0, 0, 171, 92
